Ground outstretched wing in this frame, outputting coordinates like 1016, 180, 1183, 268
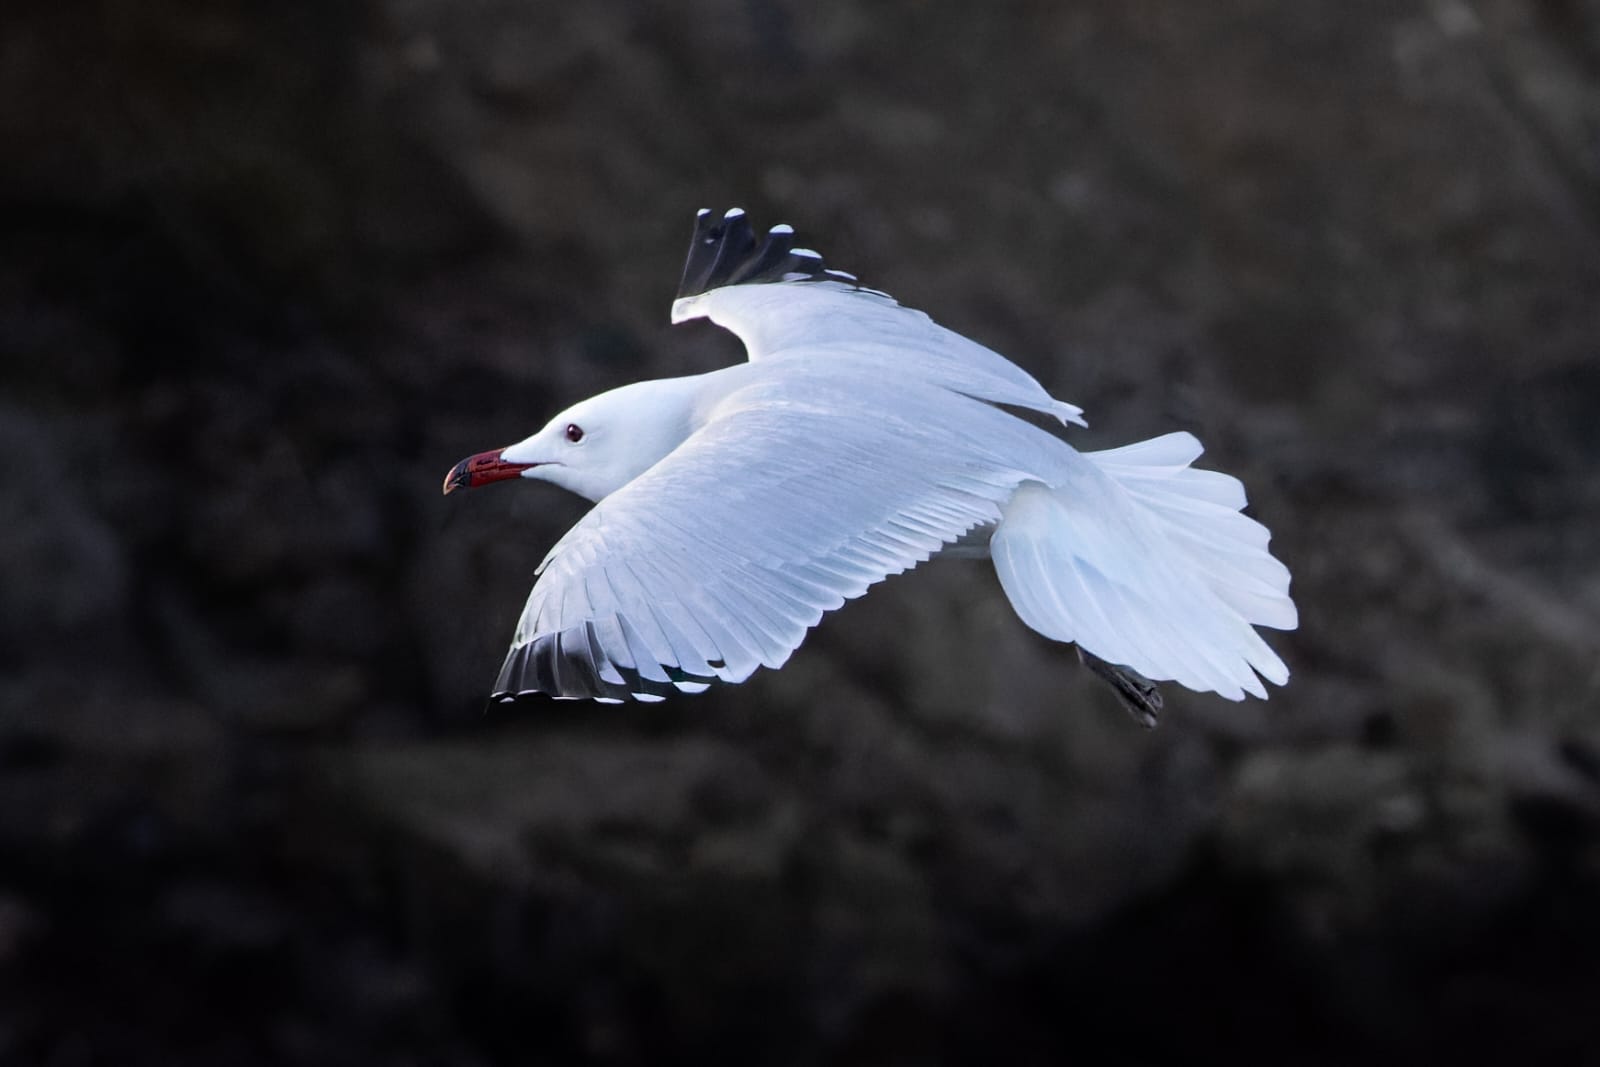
670, 208, 1087, 427
492, 375, 1045, 702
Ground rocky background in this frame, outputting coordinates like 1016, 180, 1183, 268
3, 1, 1599, 1064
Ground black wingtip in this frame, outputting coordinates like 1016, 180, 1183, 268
676, 208, 862, 299
489, 622, 719, 704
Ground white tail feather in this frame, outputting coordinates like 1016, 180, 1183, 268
990, 432, 1296, 701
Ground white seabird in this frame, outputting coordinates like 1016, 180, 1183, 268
444, 208, 1297, 723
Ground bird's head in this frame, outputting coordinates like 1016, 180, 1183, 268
443, 379, 699, 503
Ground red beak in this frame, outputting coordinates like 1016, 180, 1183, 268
442, 448, 535, 495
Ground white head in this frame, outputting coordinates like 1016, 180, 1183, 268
442, 377, 700, 503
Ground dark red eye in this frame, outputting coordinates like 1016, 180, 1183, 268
564, 423, 584, 443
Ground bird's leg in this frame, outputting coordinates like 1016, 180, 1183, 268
1077, 648, 1162, 729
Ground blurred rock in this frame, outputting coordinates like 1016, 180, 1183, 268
0, 406, 129, 654
2, 0, 1599, 1063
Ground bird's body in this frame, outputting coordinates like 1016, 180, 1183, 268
445, 209, 1297, 716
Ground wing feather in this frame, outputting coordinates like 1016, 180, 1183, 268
492, 378, 1037, 701
669, 210, 1087, 428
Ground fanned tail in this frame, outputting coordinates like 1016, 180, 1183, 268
990, 432, 1296, 701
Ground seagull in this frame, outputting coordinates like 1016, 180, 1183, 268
444, 208, 1297, 724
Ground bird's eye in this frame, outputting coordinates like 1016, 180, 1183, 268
564, 423, 584, 443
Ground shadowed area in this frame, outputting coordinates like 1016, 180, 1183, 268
2, 1, 1598, 1064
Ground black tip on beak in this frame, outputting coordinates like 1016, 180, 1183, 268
442, 457, 472, 496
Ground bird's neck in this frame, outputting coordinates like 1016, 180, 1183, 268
617, 373, 708, 466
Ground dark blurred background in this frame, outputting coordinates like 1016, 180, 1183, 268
3, 1, 1599, 1064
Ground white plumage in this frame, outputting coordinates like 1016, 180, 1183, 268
444, 208, 1297, 714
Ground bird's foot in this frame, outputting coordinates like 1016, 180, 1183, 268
1077, 648, 1163, 729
